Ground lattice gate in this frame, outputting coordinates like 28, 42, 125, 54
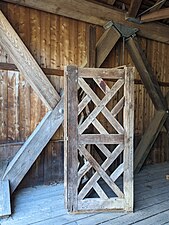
64, 66, 134, 212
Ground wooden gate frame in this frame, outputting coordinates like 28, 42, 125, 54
64, 65, 134, 212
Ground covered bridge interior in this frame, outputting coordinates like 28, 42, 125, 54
0, 0, 169, 224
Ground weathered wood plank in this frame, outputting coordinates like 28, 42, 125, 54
141, 7, 169, 23
0, 180, 11, 217
0, 62, 64, 76
2, 97, 64, 193
2, 63, 169, 87
2, 0, 169, 44
78, 95, 91, 115
0, 10, 60, 110
78, 134, 124, 144
126, 37, 167, 111
135, 110, 167, 173
64, 65, 78, 212
93, 182, 108, 200
78, 198, 124, 211
78, 67, 125, 79
96, 26, 121, 67
123, 67, 134, 212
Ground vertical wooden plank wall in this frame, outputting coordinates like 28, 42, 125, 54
0, 2, 169, 188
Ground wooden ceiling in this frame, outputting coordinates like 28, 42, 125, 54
1, 0, 169, 44
87, 0, 169, 24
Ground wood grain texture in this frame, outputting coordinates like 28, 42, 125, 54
135, 111, 168, 173
126, 37, 167, 111
96, 27, 120, 67
123, 67, 134, 212
0, 180, 11, 217
2, 97, 64, 193
0, 10, 60, 110
64, 65, 78, 212
2, 0, 169, 44
141, 7, 169, 23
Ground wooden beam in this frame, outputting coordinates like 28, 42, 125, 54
0, 180, 11, 217
2, 0, 169, 44
149, 0, 166, 12
141, 7, 169, 23
0, 62, 64, 76
127, 0, 143, 18
2, 63, 169, 87
0, 10, 60, 110
126, 36, 167, 111
134, 110, 167, 173
2, 97, 64, 193
96, 26, 121, 67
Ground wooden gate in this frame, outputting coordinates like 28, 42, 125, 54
64, 65, 134, 212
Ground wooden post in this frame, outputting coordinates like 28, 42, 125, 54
123, 67, 134, 211
64, 65, 78, 212
0, 180, 11, 217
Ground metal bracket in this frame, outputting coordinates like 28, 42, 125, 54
113, 22, 139, 38
103, 21, 138, 38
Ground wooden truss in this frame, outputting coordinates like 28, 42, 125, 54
64, 66, 134, 212
2, 0, 169, 44
0, 10, 64, 216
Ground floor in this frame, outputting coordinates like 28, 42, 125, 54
1, 162, 169, 225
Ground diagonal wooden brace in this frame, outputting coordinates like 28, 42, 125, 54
0, 10, 60, 110
126, 36, 167, 111
135, 92, 169, 173
134, 110, 168, 173
96, 26, 121, 67
3, 97, 64, 193
126, 36, 169, 172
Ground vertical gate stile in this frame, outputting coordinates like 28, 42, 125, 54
64, 65, 78, 212
123, 67, 135, 211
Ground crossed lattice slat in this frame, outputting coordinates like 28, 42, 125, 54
78, 78, 124, 134
77, 76, 125, 200
78, 144, 124, 199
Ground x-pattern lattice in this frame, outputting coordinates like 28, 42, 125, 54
78, 77, 124, 135
65, 66, 134, 212
77, 76, 125, 200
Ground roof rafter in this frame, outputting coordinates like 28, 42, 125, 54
149, 0, 166, 12
127, 0, 143, 18
141, 7, 169, 23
